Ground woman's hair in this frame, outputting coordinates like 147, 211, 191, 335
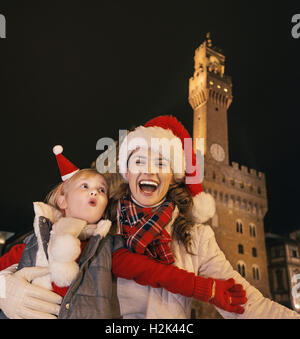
107, 178, 195, 252
45, 168, 110, 221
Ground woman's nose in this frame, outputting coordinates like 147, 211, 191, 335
147, 160, 158, 174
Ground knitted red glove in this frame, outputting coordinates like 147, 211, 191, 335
194, 277, 247, 314
112, 248, 247, 314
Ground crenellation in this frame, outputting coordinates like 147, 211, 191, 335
231, 161, 239, 170
241, 165, 248, 174
203, 182, 266, 219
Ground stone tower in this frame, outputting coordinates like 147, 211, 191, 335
189, 33, 271, 318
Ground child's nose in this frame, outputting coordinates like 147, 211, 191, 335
90, 189, 97, 196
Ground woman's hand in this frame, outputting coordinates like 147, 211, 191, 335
196, 277, 247, 314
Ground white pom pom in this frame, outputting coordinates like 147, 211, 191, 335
49, 234, 81, 262
53, 145, 63, 155
192, 192, 216, 224
50, 261, 79, 287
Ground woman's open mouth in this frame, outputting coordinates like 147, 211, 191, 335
138, 180, 159, 194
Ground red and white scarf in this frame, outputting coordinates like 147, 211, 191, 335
119, 196, 175, 264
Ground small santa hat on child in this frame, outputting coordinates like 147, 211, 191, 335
53, 145, 79, 181
118, 115, 216, 224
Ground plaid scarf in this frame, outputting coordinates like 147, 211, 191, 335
119, 196, 175, 264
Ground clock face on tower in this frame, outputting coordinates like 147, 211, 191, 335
210, 143, 225, 162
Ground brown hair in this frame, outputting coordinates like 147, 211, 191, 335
45, 168, 110, 221
107, 179, 195, 252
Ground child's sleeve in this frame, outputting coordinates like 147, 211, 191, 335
0, 244, 26, 271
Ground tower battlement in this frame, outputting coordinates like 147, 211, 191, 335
231, 161, 265, 181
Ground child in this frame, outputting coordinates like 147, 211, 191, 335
0, 145, 247, 319
0, 145, 116, 318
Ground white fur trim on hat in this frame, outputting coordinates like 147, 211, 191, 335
118, 126, 185, 180
192, 192, 216, 224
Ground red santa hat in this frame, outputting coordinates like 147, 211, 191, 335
118, 115, 216, 224
53, 145, 79, 181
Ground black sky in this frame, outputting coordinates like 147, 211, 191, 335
0, 1, 299, 236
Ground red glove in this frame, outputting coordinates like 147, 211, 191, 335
194, 277, 247, 314
112, 248, 247, 314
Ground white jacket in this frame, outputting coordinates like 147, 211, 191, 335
117, 209, 300, 319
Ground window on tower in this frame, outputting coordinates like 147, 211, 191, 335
236, 220, 243, 233
238, 244, 244, 254
252, 266, 260, 280
252, 247, 258, 257
237, 261, 246, 278
250, 224, 256, 237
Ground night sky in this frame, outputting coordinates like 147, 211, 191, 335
0, 1, 299, 237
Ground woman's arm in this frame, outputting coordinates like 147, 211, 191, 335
0, 244, 25, 271
195, 225, 300, 319
112, 247, 246, 314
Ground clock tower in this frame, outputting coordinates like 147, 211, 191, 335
189, 34, 271, 319
189, 33, 232, 165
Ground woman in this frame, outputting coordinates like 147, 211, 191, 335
110, 115, 300, 319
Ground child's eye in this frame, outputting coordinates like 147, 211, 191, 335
98, 187, 106, 194
81, 183, 88, 189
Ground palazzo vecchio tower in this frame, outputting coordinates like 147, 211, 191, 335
188, 34, 270, 318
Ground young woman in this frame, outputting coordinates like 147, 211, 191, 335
111, 115, 300, 319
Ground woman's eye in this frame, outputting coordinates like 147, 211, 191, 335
156, 161, 166, 167
136, 159, 145, 165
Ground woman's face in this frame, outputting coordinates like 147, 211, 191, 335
126, 148, 174, 206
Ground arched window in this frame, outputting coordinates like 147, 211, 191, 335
238, 244, 244, 254
224, 194, 228, 205
236, 220, 243, 234
249, 224, 256, 237
252, 265, 260, 280
237, 261, 246, 278
219, 192, 223, 202
252, 247, 257, 257
213, 190, 218, 199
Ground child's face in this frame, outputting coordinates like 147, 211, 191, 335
58, 174, 108, 224
125, 148, 174, 206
